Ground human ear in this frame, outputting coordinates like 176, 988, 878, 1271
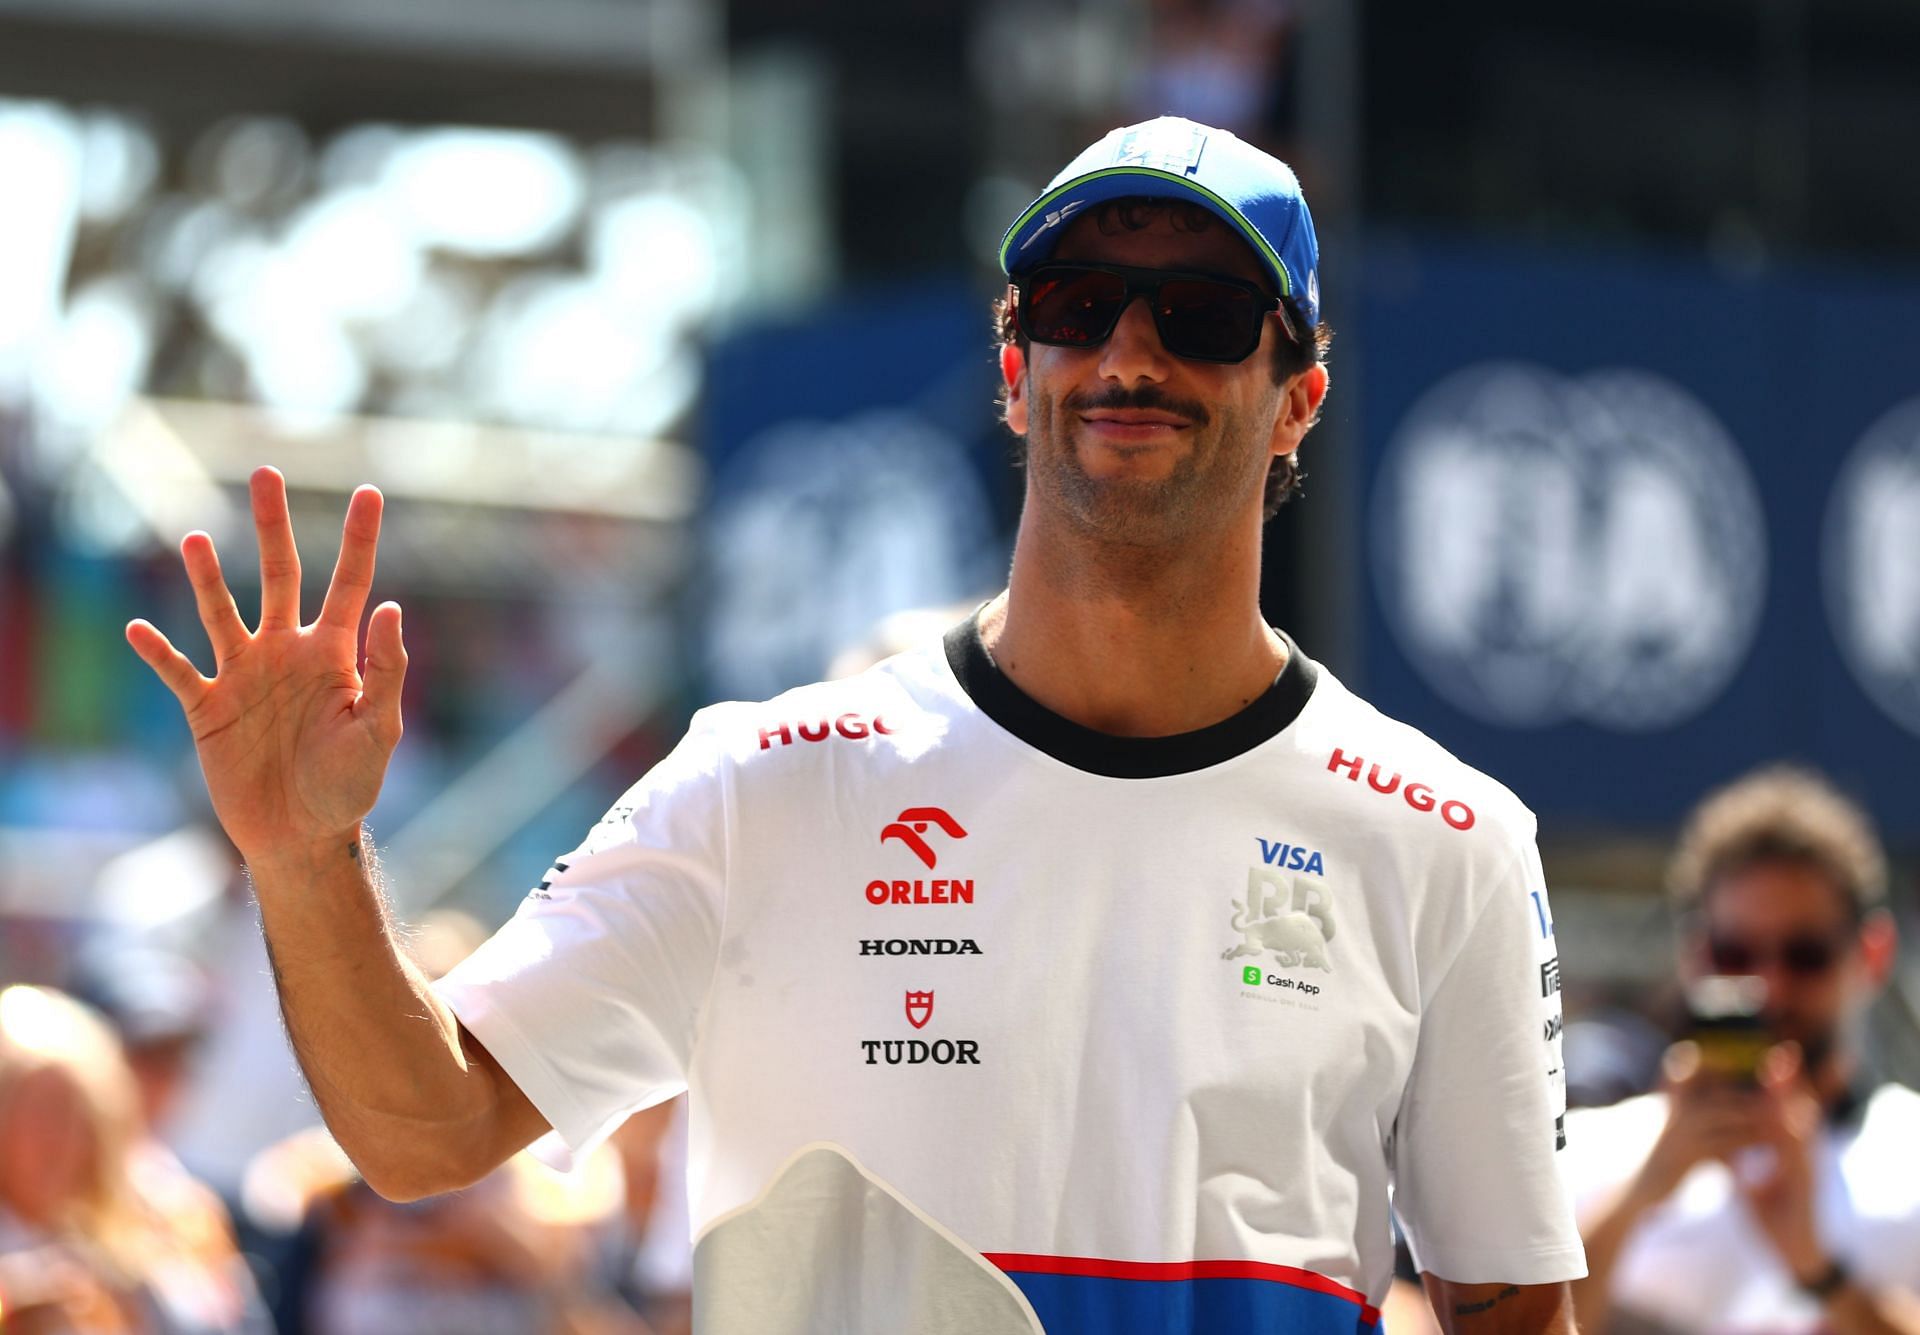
1860, 908, 1898, 988
1001, 341, 1029, 437
1268, 363, 1329, 459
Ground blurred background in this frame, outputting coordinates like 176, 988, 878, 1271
0, 0, 1917, 1328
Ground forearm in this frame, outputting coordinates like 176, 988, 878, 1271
1818, 1279, 1920, 1335
1424, 1277, 1576, 1333
250, 826, 521, 1199
1565, 1179, 1662, 1335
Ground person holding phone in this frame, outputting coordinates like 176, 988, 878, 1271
1563, 766, 1920, 1334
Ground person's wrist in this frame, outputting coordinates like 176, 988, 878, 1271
244, 824, 368, 883
1795, 1257, 1850, 1301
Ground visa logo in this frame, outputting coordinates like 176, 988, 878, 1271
1256, 839, 1326, 875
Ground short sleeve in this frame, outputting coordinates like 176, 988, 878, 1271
432, 708, 731, 1156
1391, 837, 1587, 1284
1556, 1097, 1666, 1222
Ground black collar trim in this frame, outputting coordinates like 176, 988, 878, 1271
942, 610, 1319, 779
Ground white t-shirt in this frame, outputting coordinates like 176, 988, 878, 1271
436, 619, 1585, 1333
1561, 1084, 1920, 1332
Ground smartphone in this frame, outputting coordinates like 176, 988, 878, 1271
1682, 974, 1771, 1084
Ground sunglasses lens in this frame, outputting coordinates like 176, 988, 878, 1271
1708, 939, 1755, 974
1153, 279, 1263, 361
1019, 266, 1272, 362
1707, 935, 1843, 976
1782, 938, 1840, 975
1022, 269, 1127, 347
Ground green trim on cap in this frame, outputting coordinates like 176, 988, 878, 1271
999, 166, 1293, 299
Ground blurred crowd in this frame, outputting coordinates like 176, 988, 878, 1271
0, 843, 691, 1335
1, 0, 1915, 1331
1384, 766, 1920, 1333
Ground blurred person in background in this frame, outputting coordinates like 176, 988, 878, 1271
241, 911, 658, 1335
1133, 0, 1298, 149
598, 1102, 690, 1335
0, 984, 147, 1334
84, 824, 320, 1206
247, 1125, 649, 1335
62, 943, 271, 1335
66, 941, 208, 1141
0, 984, 264, 1334
1562, 766, 1920, 1333
124, 116, 1580, 1332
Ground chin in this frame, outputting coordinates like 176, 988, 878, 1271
1073, 443, 1185, 481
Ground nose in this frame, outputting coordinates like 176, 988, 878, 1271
1752, 958, 1811, 1015
1095, 296, 1172, 384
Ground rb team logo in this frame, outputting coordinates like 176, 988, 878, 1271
1222, 865, 1335, 974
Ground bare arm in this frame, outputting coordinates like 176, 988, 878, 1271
127, 467, 547, 1200
1568, 1169, 1671, 1335
1382, 1277, 1443, 1334
250, 832, 549, 1198
1814, 1281, 1920, 1335
1571, 1044, 1785, 1334
1734, 1049, 1920, 1335
1423, 1277, 1577, 1334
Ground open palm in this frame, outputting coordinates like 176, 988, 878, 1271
127, 467, 408, 864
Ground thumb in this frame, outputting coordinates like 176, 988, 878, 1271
359, 601, 408, 744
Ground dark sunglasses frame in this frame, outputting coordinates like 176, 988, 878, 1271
1013, 261, 1301, 364
1705, 930, 1853, 978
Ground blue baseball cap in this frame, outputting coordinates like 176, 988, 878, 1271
999, 116, 1321, 329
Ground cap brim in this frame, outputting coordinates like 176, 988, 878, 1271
999, 166, 1294, 304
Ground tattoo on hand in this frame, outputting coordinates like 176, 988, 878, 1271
1455, 1286, 1520, 1316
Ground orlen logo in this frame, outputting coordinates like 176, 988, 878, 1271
758, 713, 893, 751
880, 807, 967, 869
867, 808, 974, 905
1326, 749, 1475, 831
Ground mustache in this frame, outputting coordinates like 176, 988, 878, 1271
1063, 385, 1212, 428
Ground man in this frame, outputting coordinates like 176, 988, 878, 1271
1563, 766, 1920, 1333
125, 116, 1584, 1332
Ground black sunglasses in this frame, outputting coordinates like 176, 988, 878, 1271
1707, 931, 1851, 978
1013, 262, 1300, 364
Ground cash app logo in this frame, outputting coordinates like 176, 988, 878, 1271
1242, 966, 1262, 986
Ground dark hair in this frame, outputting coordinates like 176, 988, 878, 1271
1668, 765, 1888, 920
993, 198, 1333, 519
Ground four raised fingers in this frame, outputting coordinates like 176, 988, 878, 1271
133, 471, 394, 700
317, 485, 386, 632
251, 466, 304, 630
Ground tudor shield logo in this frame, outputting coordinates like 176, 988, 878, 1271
904, 990, 934, 1029
880, 807, 968, 869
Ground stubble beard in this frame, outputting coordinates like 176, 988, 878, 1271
1026, 384, 1265, 549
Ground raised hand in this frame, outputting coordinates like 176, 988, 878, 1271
1629, 1040, 1772, 1206
126, 466, 407, 867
